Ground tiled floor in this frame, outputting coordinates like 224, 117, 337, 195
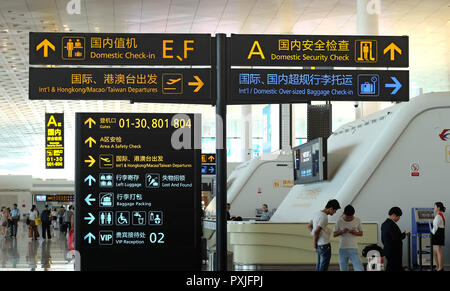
0, 222, 75, 271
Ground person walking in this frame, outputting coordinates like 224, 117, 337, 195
63, 205, 74, 236
431, 202, 446, 271
58, 206, 66, 233
28, 205, 40, 240
333, 205, 364, 271
308, 199, 341, 271
1, 207, 11, 237
51, 208, 58, 230
40, 205, 52, 240
381, 207, 409, 272
9, 204, 20, 238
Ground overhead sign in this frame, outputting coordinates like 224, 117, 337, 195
35, 194, 75, 202
75, 113, 201, 271
201, 153, 216, 164
231, 34, 408, 67
29, 67, 210, 104
30, 32, 211, 65
230, 69, 409, 104
45, 113, 64, 169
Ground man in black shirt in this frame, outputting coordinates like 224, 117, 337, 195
381, 207, 409, 271
40, 205, 52, 239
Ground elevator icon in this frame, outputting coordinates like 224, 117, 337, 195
355, 40, 377, 63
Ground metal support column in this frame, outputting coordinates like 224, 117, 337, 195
215, 33, 227, 271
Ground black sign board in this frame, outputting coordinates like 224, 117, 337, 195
30, 32, 211, 66
75, 113, 201, 271
29, 67, 211, 104
230, 69, 409, 104
45, 113, 64, 169
201, 164, 216, 175
201, 153, 216, 164
231, 34, 408, 67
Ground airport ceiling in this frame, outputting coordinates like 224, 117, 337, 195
0, 0, 449, 177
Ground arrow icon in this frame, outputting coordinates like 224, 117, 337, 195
84, 175, 96, 186
84, 194, 96, 205
36, 39, 55, 58
188, 75, 204, 92
385, 76, 402, 95
84, 213, 95, 224
84, 118, 96, 128
383, 42, 402, 61
84, 155, 96, 167
84, 233, 96, 244
209, 166, 215, 173
84, 137, 96, 148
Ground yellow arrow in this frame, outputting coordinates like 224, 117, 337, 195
36, 39, 55, 58
84, 155, 96, 167
188, 75, 204, 93
383, 42, 402, 61
84, 137, 96, 148
84, 118, 96, 128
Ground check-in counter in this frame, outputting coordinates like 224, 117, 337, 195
203, 219, 378, 268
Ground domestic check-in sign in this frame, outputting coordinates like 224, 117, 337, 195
231, 34, 408, 67
29, 67, 210, 104
29, 32, 211, 65
230, 69, 409, 104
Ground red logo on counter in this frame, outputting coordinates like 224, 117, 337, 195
439, 129, 450, 141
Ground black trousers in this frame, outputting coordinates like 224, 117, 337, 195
10, 219, 18, 237
385, 254, 403, 271
42, 222, 52, 239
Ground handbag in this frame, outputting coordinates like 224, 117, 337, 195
34, 217, 42, 226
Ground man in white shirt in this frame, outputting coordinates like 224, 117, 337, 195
308, 199, 341, 271
333, 205, 364, 271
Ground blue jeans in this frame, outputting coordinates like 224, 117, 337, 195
316, 243, 331, 271
338, 248, 364, 271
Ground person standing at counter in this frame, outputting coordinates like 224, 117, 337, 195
260, 204, 271, 221
308, 199, 341, 271
431, 202, 446, 271
381, 207, 409, 271
333, 205, 364, 271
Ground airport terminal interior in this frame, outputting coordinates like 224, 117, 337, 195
0, 0, 449, 272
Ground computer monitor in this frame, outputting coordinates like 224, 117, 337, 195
293, 137, 327, 184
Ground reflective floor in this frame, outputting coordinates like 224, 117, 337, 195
0, 222, 74, 271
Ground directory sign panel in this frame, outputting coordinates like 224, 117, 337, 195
45, 113, 64, 169
231, 34, 408, 67
75, 113, 201, 271
29, 67, 210, 104
30, 32, 211, 65
230, 69, 409, 104
201, 153, 216, 175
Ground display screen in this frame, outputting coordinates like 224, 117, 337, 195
418, 210, 434, 219
293, 138, 327, 184
35, 195, 46, 202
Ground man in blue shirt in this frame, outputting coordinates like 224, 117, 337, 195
10, 204, 20, 238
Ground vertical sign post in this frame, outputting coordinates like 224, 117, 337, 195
75, 113, 201, 270
45, 113, 64, 169
215, 33, 227, 271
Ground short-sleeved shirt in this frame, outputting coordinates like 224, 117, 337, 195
333, 216, 363, 249
311, 211, 331, 246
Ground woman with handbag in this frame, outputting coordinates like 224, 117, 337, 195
1, 207, 11, 237
28, 205, 40, 240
